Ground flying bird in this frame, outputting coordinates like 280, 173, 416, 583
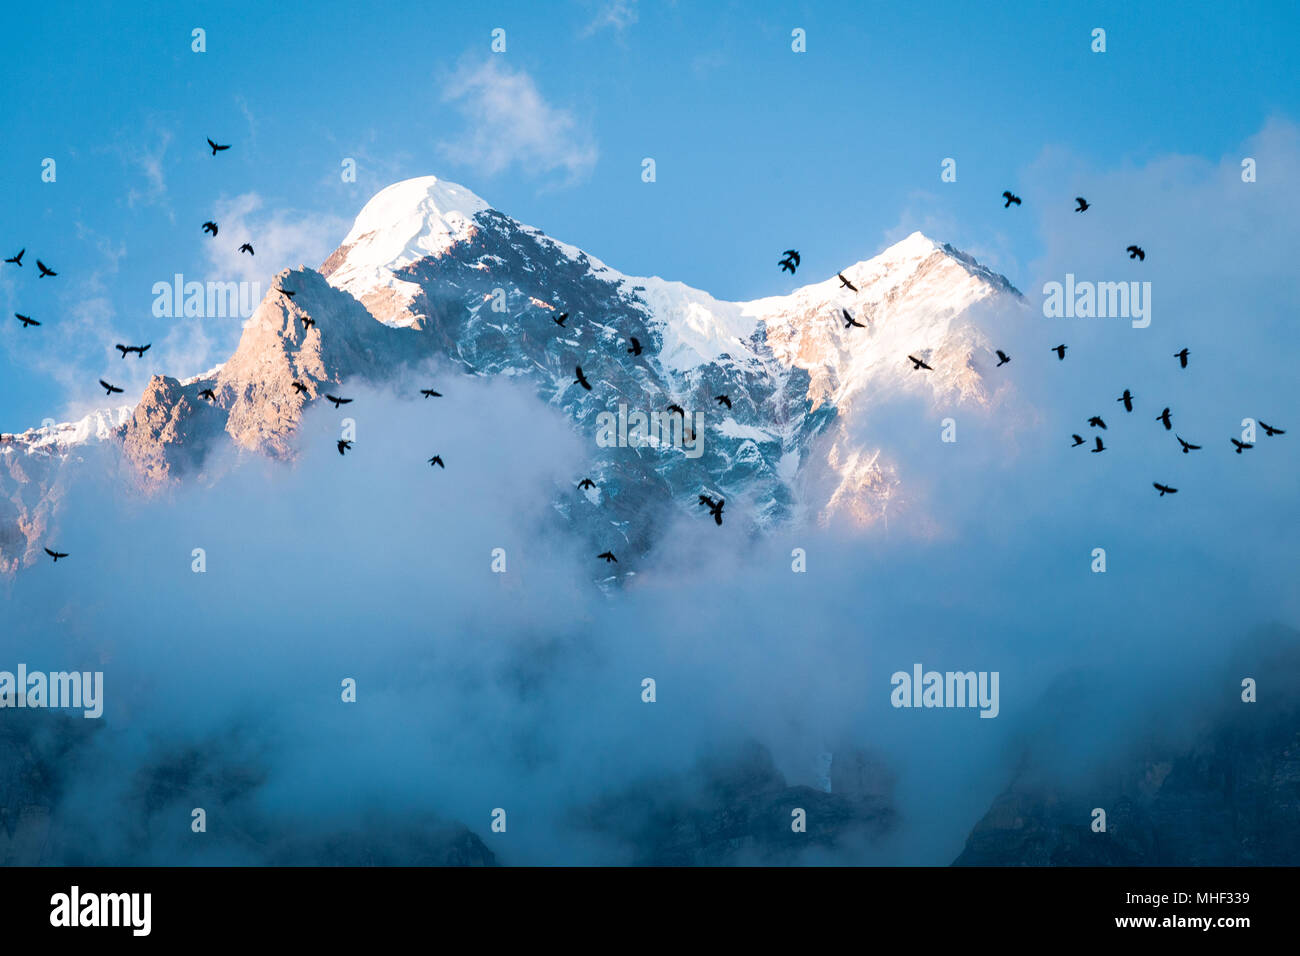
698, 494, 725, 526
201, 221, 218, 237
907, 355, 933, 371
842, 309, 865, 329
1153, 482, 1178, 497
1117, 389, 1135, 412
4, 249, 23, 266
115, 343, 150, 358
627, 336, 642, 356
1176, 436, 1201, 454
1174, 348, 1189, 368
597, 551, 618, 563
420, 388, 442, 398
574, 366, 593, 391
98, 379, 123, 395
1156, 407, 1173, 431
577, 478, 596, 490
239, 243, 254, 256
15, 313, 38, 328
1088, 416, 1107, 429
553, 312, 569, 327
199, 388, 216, 401
995, 349, 1011, 367
427, 455, 444, 468
837, 272, 858, 292
1002, 191, 1021, 208
207, 138, 230, 155
337, 440, 352, 455
1091, 436, 1106, 453
1259, 421, 1285, 437
1230, 438, 1253, 454
1051, 344, 1067, 360
36, 259, 56, 277
715, 394, 732, 409
43, 547, 68, 562
325, 394, 352, 408
301, 317, 314, 329
1071, 434, 1085, 447
666, 403, 685, 416
1074, 197, 1090, 212
279, 287, 295, 298
1126, 245, 1145, 261
779, 250, 800, 274
292, 381, 309, 395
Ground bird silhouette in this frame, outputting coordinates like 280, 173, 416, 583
995, 349, 1011, 367
301, 317, 314, 329
1176, 436, 1201, 453
577, 478, 596, 490
1074, 197, 1090, 212
837, 272, 858, 292
428, 455, 444, 468
207, 138, 230, 155
115, 343, 150, 358
715, 394, 732, 409
325, 394, 352, 408
574, 366, 593, 391
666, 403, 685, 416
1126, 245, 1145, 261
1117, 389, 1135, 412
1071, 434, 1085, 447
1230, 438, 1254, 454
553, 312, 569, 327
15, 313, 38, 328
1091, 436, 1106, 453
201, 221, 218, 237
597, 551, 618, 563
779, 250, 800, 274
238, 243, 254, 256
98, 379, 123, 395
1002, 191, 1021, 207
1051, 344, 1067, 360
43, 547, 68, 562
279, 287, 295, 298
4, 249, 22, 266
292, 381, 309, 395
1259, 421, 1285, 437
199, 388, 216, 401
420, 388, 442, 398
1088, 416, 1107, 429
627, 336, 642, 355
1174, 348, 1189, 368
337, 439, 352, 455
907, 355, 933, 371
36, 259, 56, 277
842, 309, 865, 329
1156, 407, 1173, 431
698, 494, 725, 526
1153, 482, 1178, 496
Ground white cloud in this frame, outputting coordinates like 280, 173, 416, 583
202, 192, 350, 287
438, 58, 598, 186
581, 0, 638, 37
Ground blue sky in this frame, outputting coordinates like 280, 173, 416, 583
1, 0, 1297, 431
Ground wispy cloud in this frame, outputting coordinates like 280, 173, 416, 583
438, 58, 598, 187
202, 192, 350, 286
580, 0, 638, 37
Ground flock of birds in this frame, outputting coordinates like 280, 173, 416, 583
782, 191, 1285, 501
14, 163, 1286, 564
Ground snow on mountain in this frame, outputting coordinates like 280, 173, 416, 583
0, 175, 1026, 571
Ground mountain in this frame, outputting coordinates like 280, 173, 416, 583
0, 175, 1024, 573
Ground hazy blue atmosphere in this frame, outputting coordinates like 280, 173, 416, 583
1, 2, 1298, 867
